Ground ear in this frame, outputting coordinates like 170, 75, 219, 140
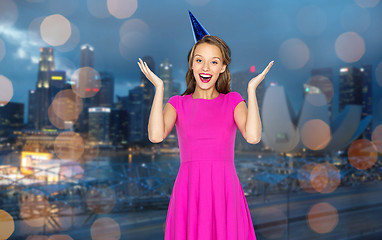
220, 64, 227, 73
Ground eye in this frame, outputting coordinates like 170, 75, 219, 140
212, 61, 218, 64
196, 59, 202, 63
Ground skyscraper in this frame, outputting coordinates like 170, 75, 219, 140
34, 47, 55, 129
0, 102, 24, 137
339, 65, 372, 139
80, 44, 94, 68
339, 67, 362, 112
88, 107, 111, 145
360, 64, 373, 139
159, 58, 174, 104
128, 86, 144, 143
93, 71, 114, 108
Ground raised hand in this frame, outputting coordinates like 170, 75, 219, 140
137, 58, 164, 88
248, 61, 274, 90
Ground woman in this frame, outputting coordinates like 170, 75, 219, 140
138, 35, 273, 240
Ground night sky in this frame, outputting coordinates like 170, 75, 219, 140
0, 0, 382, 127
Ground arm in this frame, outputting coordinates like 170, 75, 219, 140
234, 61, 274, 144
137, 58, 167, 143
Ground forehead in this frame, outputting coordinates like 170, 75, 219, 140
194, 43, 222, 58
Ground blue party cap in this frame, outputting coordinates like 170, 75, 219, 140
188, 10, 209, 43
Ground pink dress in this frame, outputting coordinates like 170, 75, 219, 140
165, 91, 257, 240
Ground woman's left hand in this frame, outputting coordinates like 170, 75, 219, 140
248, 61, 274, 90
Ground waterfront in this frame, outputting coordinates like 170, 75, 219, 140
1, 150, 381, 239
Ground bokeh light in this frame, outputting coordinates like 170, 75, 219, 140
310, 164, 328, 193
310, 163, 341, 193
0, 75, 13, 106
0, 0, 18, 33
354, 0, 380, 8
48, 104, 73, 129
301, 119, 331, 150
51, 89, 83, 121
81, 134, 100, 162
186, 0, 211, 6
0, 209, 15, 239
48, 235, 74, 240
306, 75, 334, 106
90, 217, 121, 240
48, 0, 78, 16
348, 139, 378, 170
107, 0, 137, 19
0, 38, 5, 61
120, 18, 150, 36
254, 207, 287, 239
335, 32, 365, 63
307, 202, 338, 234
20, 193, 51, 227
87, 0, 111, 18
376, 62, 382, 87
296, 5, 326, 36
86, 185, 116, 214
298, 163, 318, 193
279, 38, 310, 69
56, 23, 80, 53
371, 124, 382, 153
40, 14, 72, 46
54, 131, 85, 161
340, 4, 371, 33
119, 18, 150, 61
71, 67, 102, 98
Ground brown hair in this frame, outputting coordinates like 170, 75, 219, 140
181, 35, 232, 96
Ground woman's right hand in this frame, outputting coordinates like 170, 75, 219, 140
137, 58, 164, 88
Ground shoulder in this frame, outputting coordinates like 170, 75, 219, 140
228, 91, 246, 111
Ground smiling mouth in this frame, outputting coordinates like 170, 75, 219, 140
199, 73, 212, 82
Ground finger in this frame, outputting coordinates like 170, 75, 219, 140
262, 61, 274, 75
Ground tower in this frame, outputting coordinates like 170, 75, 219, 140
34, 47, 55, 129
80, 44, 94, 68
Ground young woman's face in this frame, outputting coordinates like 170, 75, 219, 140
191, 43, 226, 90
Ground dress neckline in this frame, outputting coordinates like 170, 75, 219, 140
190, 93, 222, 100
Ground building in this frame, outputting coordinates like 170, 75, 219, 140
339, 65, 372, 139
88, 107, 111, 145
33, 47, 55, 130
0, 102, 24, 138
80, 44, 94, 68
128, 86, 144, 144
93, 71, 114, 108
159, 58, 174, 104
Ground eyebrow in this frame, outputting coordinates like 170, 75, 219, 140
194, 54, 221, 60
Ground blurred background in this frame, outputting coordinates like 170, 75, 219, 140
0, 0, 382, 239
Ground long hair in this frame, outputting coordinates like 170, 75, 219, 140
181, 35, 232, 96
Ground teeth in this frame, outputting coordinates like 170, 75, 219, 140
200, 74, 211, 78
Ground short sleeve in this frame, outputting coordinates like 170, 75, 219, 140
230, 91, 246, 111
167, 95, 179, 112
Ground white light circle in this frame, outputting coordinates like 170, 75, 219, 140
40, 14, 72, 46
279, 38, 310, 69
107, 0, 137, 19
335, 32, 365, 63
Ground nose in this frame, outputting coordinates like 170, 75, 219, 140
202, 61, 209, 71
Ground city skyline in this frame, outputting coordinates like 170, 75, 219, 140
0, 0, 381, 128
